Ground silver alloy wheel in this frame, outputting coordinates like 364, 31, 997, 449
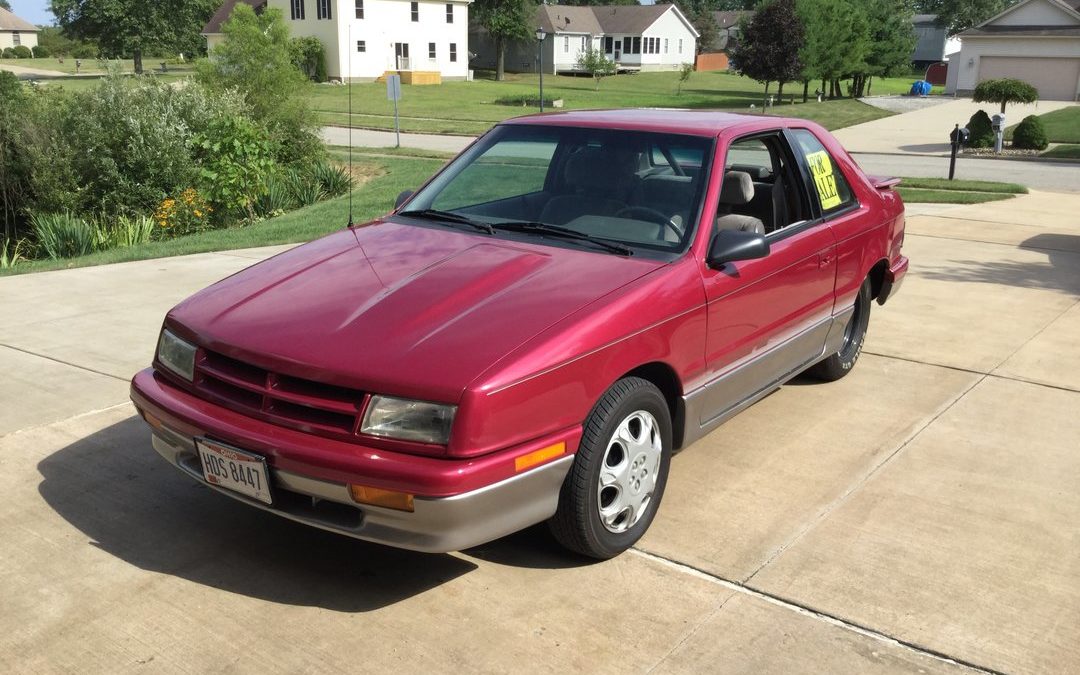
597, 410, 663, 533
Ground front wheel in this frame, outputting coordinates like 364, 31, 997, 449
548, 377, 672, 559
811, 278, 872, 381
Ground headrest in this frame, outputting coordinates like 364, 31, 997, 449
719, 171, 754, 205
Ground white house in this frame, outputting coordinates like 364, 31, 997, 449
0, 7, 39, 51
266, 0, 473, 81
471, 4, 698, 75
946, 0, 1080, 101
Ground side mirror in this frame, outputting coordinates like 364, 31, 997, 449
707, 229, 769, 269
395, 190, 414, 210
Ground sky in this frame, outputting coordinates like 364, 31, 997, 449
8, 0, 54, 26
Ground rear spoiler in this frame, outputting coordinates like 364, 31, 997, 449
868, 175, 902, 190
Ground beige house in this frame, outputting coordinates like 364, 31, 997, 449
0, 7, 39, 51
946, 0, 1080, 101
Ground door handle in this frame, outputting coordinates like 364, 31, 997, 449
819, 255, 833, 268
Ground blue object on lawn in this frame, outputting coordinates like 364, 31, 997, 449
910, 80, 932, 96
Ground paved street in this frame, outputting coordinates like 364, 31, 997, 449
2, 190, 1079, 672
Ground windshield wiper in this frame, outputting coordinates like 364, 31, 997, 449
398, 209, 494, 235
491, 221, 634, 256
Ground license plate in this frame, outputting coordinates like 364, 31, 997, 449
196, 439, 273, 505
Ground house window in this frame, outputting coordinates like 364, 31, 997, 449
678, 38, 683, 54
603, 36, 613, 53
446, 3, 453, 23
291, 0, 305, 20
581, 36, 586, 51
632, 37, 640, 54
450, 43, 457, 62
12, 32, 20, 46
316, 0, 331, 20
357, 40, 366, 53
355, 0, 364, 19
664, 38, 668, 54
411, 2, 419, 21
564, 36, 569, 53
429, 42, 436, 59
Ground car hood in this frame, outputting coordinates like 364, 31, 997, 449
168, 221, 665, 402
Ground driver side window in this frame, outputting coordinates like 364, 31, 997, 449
717, 134, 808, 236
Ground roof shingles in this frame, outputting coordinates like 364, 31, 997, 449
0, 7, 38, 32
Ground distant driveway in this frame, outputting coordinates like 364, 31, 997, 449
834, 97, 1078, 155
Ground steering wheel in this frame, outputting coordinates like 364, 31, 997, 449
615, 206, 683, 240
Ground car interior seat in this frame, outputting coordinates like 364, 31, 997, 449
539, 147, 636, 225
715, 171, 765, 235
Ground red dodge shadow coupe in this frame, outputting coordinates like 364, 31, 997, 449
131, 110, 908, 559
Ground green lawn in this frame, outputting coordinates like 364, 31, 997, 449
1, 154, 442, 276
897, 177, 1027, 194
1042, 143, 1080, 159
1004, 106, 1080, 144
896, 188, 1016, 204
311, 70, 903, 134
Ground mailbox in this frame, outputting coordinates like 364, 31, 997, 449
949, 126, 970, 146
991, 113, 1006, 133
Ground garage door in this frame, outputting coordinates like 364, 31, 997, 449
979, 56, 1080, 101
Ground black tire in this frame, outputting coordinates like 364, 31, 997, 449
811, 278, 872, 381
548, 377, 673, 559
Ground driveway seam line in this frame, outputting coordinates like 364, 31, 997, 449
630, 548, 1002, 675
741, 371, 986, 583
0, 343, 128, 383
0, 401, 132, 442
643, 587, 738, 674
907, 230, 1080, 256
865, 350, 1080, 394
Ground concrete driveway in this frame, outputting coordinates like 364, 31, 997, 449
833, 98, 1078, 156
2, 192, 1079, 673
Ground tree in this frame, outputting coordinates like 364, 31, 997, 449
797, 0, 869, 99
50, 0, 217, 74
973, 78, 1038, 114
690, 9, 718, 55
196, 4, 320, 164
854, 0, 916, 97
915, 0, 1018, 35
677, 62, 694, 94
0, 1, 11, 11
576, 46, 616, 90
474, 0, 534, 82
729, 0, 804, 107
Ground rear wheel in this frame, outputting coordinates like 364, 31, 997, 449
548, 377, 672, 559
811, 278, 871, 381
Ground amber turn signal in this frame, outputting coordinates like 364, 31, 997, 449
349, 484, 415, 512
514, 442, 566, 473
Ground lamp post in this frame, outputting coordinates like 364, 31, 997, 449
535, 27, 547, 112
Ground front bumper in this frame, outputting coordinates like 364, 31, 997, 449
131, 369, 577, 553
877, 255, 909, 305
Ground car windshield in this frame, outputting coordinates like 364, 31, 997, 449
401, 124, 714, 255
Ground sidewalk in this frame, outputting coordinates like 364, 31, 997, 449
321, 126, 474, 153
833, 98, 1077, 155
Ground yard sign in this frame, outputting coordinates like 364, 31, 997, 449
805, 151, 841, 210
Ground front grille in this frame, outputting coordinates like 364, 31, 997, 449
193, 349, 365, 439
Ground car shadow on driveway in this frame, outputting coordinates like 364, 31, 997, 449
37, 415, 502, 613
919, 234, 1080, 294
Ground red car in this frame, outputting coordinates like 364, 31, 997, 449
131, 110, 907, 559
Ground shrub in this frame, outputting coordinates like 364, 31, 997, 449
71, 44, 98, 59
60, 72, 245, 216
290, 36, 328, 83
254, 174, 296, 218
155, 189, 213, 239
31, 212, 95, 259
973, 78, 1038, 114
0, 238, 27, 269
1012, 114, 1049, 150
32, 45, 51, 58
966, 110, 994, 149
192, 115, 278, 219
12, 46, 32, 59
94, 213, 156, 249
308, 161, 353, 198
2, 48, 15, 59
285, 170, 326, 207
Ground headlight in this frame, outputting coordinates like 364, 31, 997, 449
157, 329, 197, 381
361, 395, 456, 445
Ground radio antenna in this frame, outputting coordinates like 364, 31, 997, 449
347, 25, 355, 228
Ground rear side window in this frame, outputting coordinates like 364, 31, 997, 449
789, 129, 855, 214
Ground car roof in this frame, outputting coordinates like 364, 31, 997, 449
499, 108, 818, 137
